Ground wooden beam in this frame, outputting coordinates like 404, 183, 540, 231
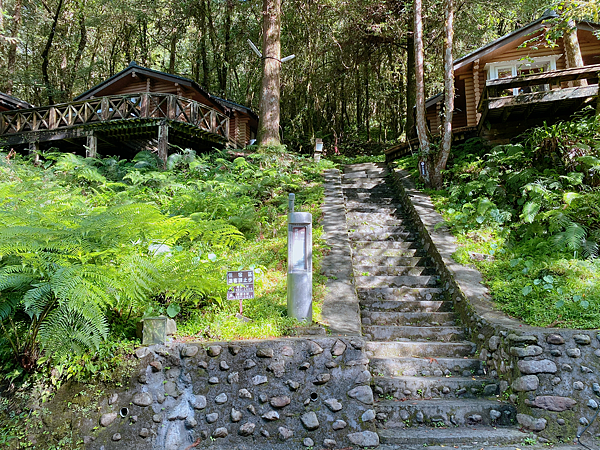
86, 132, 97, 158
502, 107, 512, 122
157, 122, 169, 169
29, 141, 40, 165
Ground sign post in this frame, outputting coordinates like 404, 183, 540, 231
287, 193, 312, 322
314, 138, 323, 162
227, 270, 254, 319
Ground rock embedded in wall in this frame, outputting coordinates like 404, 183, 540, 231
86, 337, 376, 449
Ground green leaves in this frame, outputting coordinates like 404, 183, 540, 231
521, 201, 541, 223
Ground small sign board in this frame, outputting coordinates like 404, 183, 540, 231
227, 270, 255, 300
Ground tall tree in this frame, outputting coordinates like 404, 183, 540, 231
258, 0, 282, 146
414, 0, 431, 184
431, 0, 455, 188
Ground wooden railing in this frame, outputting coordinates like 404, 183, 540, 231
0, 93, 229, 140
478, 64, 600, 112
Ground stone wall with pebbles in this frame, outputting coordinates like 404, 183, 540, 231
86, 337, 378, 449
389, 166, 600, 442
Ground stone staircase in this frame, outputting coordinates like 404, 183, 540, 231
342, 163, 526, 448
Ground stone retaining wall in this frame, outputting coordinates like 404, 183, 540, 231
389, 166, 600, 443
86, 337, 378, 449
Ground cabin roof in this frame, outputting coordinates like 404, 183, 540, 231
425, 13, 600, 106
74, 62, 257, 121
211, 96, 259, 122
0, 92, 34, 110
455, 12, 600, 71
75, 62, 217, 102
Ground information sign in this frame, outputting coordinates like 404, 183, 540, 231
226, 270, 255, 301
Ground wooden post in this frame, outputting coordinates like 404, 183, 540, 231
473, 59, 481, 125
168, 95, 176, 120
29, 141, 40, 165
101, 97, 109, 120
158, 122, 169, 169
210, 110, 216, 134
86, 132, 97, 158
141, 92, 149, 118
49, 107, 56, 129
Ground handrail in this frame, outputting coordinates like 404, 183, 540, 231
0, 93, 229, 140
485, 63, 600, 91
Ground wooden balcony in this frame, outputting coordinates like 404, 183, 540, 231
478, 64, 600, 138
0, 93, 230, 157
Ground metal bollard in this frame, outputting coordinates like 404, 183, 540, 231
287, 193, 313, 322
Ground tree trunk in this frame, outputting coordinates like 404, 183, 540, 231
6, 0, 23, 95
41, 0, 64, 105
431, 0, 455, 189
221, 0, 234, 97
564, 19, 586, 87
168, 33, 177, 74
405, 23, 416, 139
65, 2, 87, 100
414, 0, 431, 184
257, 0, 282, 146
198, 0, 209, 88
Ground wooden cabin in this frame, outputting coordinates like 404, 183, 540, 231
74, 62, 258, 148
0, 62, 258, 166
387, 12, 600, 159
0, 92, 33, 112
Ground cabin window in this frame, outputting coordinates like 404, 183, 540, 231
486, 55, 560, 96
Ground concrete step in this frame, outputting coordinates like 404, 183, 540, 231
366, 341, 476, 358
353, 256, 433, 267
363, 325, 466, 342
355, 275, 439, 288
347, 219, 406, 228
374, 398, 516, 427
357, 287, 444, 302
354, 265, 437, 277
370, 356, 484, 378
343, 191, 395, 200
362, 311, 456, 326
377, 427, 529, 447
373, 375, 498, 399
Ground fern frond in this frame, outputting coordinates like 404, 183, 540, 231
22, 282, 53, 319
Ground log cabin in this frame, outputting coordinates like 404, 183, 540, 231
0, 62, 258, 166
387, 11, 600, 160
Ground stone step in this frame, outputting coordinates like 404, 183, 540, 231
362, 311, 456, 326
374, 398, 516, 427
373, 375, 498, 400
377, 427, 529, 447
350, 225, 408, 233
360, 299, 452, 313
342, 181, 387, 188
354, 266, 437, 277
370, 356, 484, 378
347, 219, 406, 228
353, 256, 433, 267
345, 196, 398, 205
349, 230, 415, 242
343, 191, 395, 199
347, 212, 405, 221
345, 205, 404, 214
342, 171, 368, 178
355, 275, 439, 288
363, 325, 466, 342
366, 341, 476, 358
357, 287, 444, 302
352, 241, 420, 250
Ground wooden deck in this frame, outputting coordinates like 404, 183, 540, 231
0, 93, 231, 162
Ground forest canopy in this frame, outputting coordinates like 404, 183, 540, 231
0, 0, 555, 150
